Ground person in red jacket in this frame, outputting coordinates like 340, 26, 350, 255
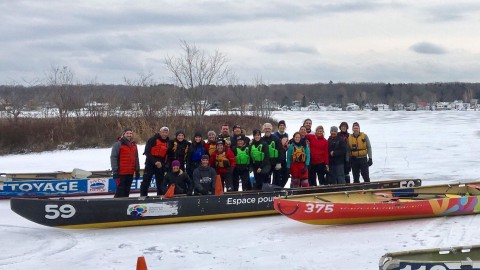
305, 125, 329, 186
209, 139, 236, 192
110, 128, 140, 198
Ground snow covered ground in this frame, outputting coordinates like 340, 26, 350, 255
1, 111, 480, 270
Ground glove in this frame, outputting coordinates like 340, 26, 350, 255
275, 163, 282, 170
135, 171, 140, 180
368, 158, 373, 167
301, 166, 308, 174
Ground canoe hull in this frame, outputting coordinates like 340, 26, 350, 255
274, 183, 480, 225
9, 179, 421, 228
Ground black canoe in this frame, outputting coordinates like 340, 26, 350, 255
10, 178, 421, 229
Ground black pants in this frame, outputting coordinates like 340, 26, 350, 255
351, 157, 370, 183
140, 164, 166, 196
253, 170, 270, 190
220, 169, 234, 192
274, 160, 289, 187
344, 160, 351, 184
233, 168, 251, 191
114, 174, 133, 198
308, 163, 327, 186
270, 163, 283, 187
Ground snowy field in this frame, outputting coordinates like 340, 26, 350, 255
1, 111, 480, 270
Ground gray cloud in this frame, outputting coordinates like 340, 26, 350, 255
261, 43, 319, 54
409, 42, 447, 55
421, 3, 480, 22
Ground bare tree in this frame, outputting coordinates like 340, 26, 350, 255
0, 85, 30, 122
44, 65, 78, 122
165, 40, 233, 125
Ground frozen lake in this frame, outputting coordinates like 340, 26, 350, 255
1, 111, 480, 270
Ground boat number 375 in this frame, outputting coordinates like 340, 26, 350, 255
304, 203, 334, 213
45, 204, 76, 219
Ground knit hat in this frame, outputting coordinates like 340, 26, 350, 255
252, 129, 261, 136
232, 124, 241, 130
123, 127, 132, 133
171, 160, 181, 167
160, 126, 169, 132
278, 120, 286, 127
352, 122, 360, 128
216, 139, 225, 145
175, 130, 185, 137
330, 126, 338, 132
201, 154, 209, 160
236, 135, 245, 141
194, 131, 202, 138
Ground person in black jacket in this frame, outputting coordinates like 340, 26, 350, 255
192, 155, 217, 195
161, 160, 193, 195
338, 122, 351, 184
167, 130, 190, 171
140, 126, 169, 196
186, 132, 207, 180
328, 126, 347, 185
262, 123, 286, 187
250, 129, 270, 190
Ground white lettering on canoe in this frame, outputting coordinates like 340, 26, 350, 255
8, 182, 79, 192
227, 197, 256, 205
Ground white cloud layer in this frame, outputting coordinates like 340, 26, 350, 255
2, 0, 480, 85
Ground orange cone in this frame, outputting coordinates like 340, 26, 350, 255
214, 175, 224, 195
164, 184, 175, 198
136, 256, 148, 270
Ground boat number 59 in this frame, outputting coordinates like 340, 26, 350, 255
305, 203, 334, 213
45, 204, 76, 219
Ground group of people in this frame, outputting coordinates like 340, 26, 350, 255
110, 119, 373, 198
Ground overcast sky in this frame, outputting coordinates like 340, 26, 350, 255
2, 0, 480, 85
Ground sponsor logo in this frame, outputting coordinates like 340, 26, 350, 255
127, 202, 179, 217
87, 178, 108, 193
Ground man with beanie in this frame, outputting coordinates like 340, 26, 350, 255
110, 128, 140, 198
273, 120, 289, 187
262, 122, 285, 187
141, 126, 170, 196
250, 129, 270, 190
347, 122, 372, 183
192, 154, 217, 195
328, 126, 346, 185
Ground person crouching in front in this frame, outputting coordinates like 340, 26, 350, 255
192, 155, 217, 195
161, 160, 193, 195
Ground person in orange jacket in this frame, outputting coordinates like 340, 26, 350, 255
209, 139, 236, 192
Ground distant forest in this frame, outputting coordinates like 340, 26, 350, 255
1, 81, 479, 155
2, 81, 479, 116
